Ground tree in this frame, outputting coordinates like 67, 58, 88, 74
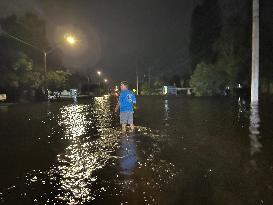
169, 75, 182, 87
153, 77, 164, 88
260, 0, 273, 93
0, 13, 64, 101
189, 0, 222, 72
0, 52, 41, 88
0, 52, 42, 100
190, 62, 227, 96
140, 82, 150, 95
213, 22, 248, 89
0, 13, 51, 70
47, 70, 71, 91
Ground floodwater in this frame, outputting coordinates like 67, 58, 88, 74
0, 96, 272, 205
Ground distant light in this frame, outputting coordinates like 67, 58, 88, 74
104, 79, 108, 83
163, 86, 168, 95
65, 35, 76, 45
97, 71, 101, 76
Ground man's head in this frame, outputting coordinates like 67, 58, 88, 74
120, 81, 129, 90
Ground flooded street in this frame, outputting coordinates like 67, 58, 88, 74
0, 96, 273, 205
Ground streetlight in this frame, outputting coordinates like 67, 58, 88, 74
97, 71, 102, 76
0, 29, 78, 97
65, 35, 76, 45
104, 79, 108, 83
42, 34, 78, 96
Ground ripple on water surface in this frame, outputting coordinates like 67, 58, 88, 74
0, 98, 179, 205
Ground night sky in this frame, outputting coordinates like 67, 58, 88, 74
0, 0, 206, 82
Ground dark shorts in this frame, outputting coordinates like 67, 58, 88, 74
120, 112, 134, 125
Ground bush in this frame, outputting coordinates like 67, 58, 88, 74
190, 62, 227, 96
47, 70, 71, 91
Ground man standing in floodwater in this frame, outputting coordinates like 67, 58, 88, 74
115, 81, 136, 133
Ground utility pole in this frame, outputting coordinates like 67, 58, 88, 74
251, 0, 259, 104
87, 70, 90, 95
135, 56, 139, 95
148, 66, 151, 90
44, 52, 48, 96
136, 68, 139, 96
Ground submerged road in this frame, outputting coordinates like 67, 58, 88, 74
0, 96, 272, 205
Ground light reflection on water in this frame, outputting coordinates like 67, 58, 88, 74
164, 99, 169, 121
59, 104, 90, 139
55, 128, 121, 204
119, 135, 138, 176
0, 96, 178, 204
52, 96, 119, 204
249, 103, 262, 156
1, 97, 272, 204
237, 98, 263, 156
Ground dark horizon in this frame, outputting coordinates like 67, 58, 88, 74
0, 0, 198, 83
0, 0, 272, 85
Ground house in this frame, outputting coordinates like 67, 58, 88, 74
162, 86, 193, 96
163, 86, 177, 95
0, 94, 7, 102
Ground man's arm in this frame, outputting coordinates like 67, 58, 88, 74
132, 93, 136, 104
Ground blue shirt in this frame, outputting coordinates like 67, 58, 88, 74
119, 90, 136, 112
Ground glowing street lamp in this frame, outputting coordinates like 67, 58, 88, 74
0, 29, 79, 97
104, 79, 108, 83
43, 33, 78, 94
65, 35, 77, 45
97, 71, 102, 76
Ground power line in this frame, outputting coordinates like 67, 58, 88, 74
2, 31, 44, 53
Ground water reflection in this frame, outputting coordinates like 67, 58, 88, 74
119, 135, 138, 176
249, 103, 262, 156
59, 104, 90, 139
55, 128, 120, 204
12, 97, 119, 204
164, 99, 169, 121
0, 105, 9, 112
53, 97, 118, 204
56, 104, 93, 203
237, 97, 248, 122
0, 98, 179, 205
93, 96, 113, 130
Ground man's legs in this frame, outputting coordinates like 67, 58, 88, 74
120, 112, 134, 133
122, 124, 127, 133
129, 124, 134, 132
120, 112, 127, 133
128, 112, 134, 132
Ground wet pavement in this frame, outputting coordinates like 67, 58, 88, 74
0, 96, 273, 205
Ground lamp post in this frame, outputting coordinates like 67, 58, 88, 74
43, 35, 77, 95
97, 70, 102, 77
97, 70, 102, 95
251, 0, 259, 104
0, 30, 77, 97
96, 71, 109, 95
103, 79, 109, 94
